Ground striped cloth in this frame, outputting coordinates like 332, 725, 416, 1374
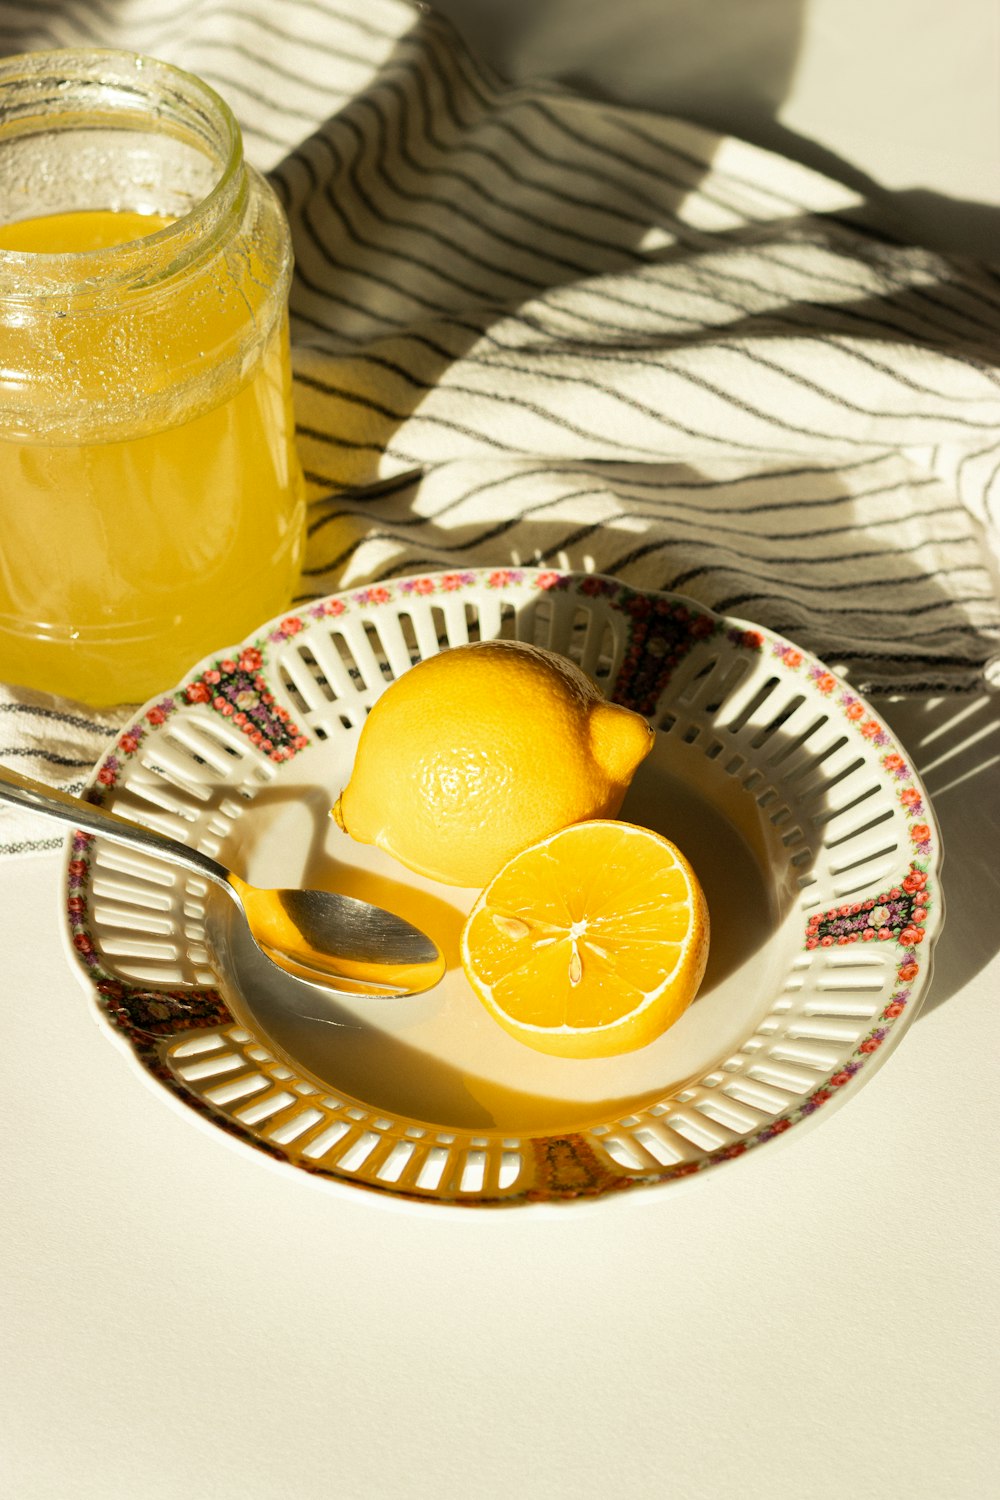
2, 0, 1000, 857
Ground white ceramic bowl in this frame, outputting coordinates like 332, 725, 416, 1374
63, 568, 941, 1208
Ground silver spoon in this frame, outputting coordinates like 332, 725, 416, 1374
0, 765, 446, 996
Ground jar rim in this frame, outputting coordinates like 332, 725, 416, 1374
0, 47, 245, 298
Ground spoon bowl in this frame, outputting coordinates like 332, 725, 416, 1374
0, 765, 445, 996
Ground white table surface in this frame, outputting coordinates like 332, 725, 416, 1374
2, 692, 998, 1500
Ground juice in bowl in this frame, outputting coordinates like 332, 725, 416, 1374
0, 49, 305, 705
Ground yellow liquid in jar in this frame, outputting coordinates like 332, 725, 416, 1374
0, 209, 305, 706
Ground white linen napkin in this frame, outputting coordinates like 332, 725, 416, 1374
2, 0, 999, 857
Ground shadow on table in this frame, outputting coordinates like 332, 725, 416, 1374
878, 690, 1000, 1016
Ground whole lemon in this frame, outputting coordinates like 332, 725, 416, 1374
331, 639, 654, 887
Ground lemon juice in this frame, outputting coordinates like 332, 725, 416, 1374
0, 49, 305, 707
0, 208, 304, 706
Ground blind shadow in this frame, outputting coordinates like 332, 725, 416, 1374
299, 449, 1000, 695
430, 0, 1000, 262
267, 3, 813, 491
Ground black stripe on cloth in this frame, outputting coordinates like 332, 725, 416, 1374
298, 492, 986, 582
760, 243, 1000, 365
829, 649, 997, 669
707, 344, 998, 431
296, 464, 887, 520
291, 287, 999, 450
288, 145, 720, 333
606, 114, 825, 216
289, 153, 527, 316
764, 597, 998, 624
462, 331, 1000, 435
0, 746, 96, 767
295, 353, 813, 456
301, 467, 425, 515
0, 836, 65, 856
444, 351, 906, 450
0, 703, 117, 735
191, 41, 375, 105
364, 70, 657, 261
670, 558, 992, 603
589, 116, 815, 225
300, 475, 949, 556
297, 445, 891, 496
307, 114, 587, 293
409, 41, 683, 240
186, 64, 348, 133
295, 321, 910, 453
416, 31, 715, 248
474, 265, 1000, 384
644, 255, 1000, 400
535, 495, 960, 561
982, 454, 1000, 522
296, 416, 516, 457
8, 0, 405, 50
515, 96, 782, 226
327, 94, 647, 280
299, 453, 900, 510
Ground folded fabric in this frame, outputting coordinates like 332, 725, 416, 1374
2, 0, 999, 857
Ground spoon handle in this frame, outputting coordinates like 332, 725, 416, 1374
0, 763, 232, 891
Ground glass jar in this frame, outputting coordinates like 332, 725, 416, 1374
0, 48, 305, 706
